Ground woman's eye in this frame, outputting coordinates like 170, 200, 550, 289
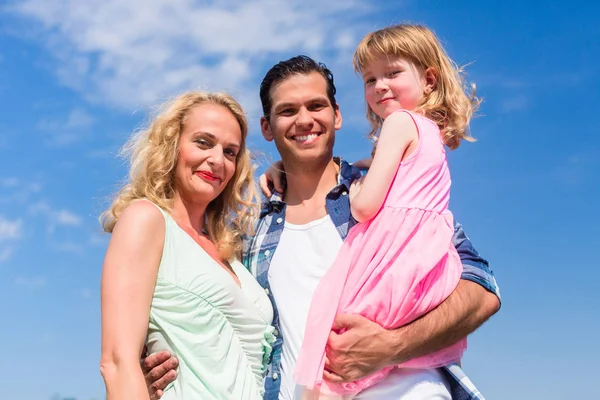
195, 139, 210, 147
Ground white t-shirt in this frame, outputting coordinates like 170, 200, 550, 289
268, 214, 451, 400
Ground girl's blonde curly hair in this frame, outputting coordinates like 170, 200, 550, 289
100, 91, 259, 261
353, 24, 481, 150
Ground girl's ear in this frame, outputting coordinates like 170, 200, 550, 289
424, 67, 438, 94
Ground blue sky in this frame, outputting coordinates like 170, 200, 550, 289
1, 1, 598, 399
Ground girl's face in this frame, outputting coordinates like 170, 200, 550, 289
362, 55, 431, 119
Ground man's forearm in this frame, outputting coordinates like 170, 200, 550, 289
387, 279, 500, 365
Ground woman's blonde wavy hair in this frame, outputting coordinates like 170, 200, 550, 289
353, 24, 481, 150
100, 91, 259, 261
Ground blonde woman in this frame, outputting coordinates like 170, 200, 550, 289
99, 92, 274, 399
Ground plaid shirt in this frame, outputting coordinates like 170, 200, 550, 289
243, 158, 500, 400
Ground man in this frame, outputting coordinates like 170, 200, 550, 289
143, 56, 500, 399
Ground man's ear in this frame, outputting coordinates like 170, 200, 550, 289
334, 104, 343, 131
260, 116, 274, 141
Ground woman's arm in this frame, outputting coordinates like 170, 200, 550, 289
350, 111, 418, 222
100, 200, 165, 400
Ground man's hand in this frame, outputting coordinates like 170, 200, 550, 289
141, 351, 179, 400
259, 161, 285, 197
323, 314, 396, 383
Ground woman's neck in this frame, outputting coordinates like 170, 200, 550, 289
170, 193, 207, 234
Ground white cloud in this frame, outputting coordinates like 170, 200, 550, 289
500, 95, 528, 113
29, 201, 83, 234
0, 177, 19, 187
6, 0, 372, 114
36, 108, 95, 145
55, 209, 82, 226
0, 216, 21, 241
51, 240, 84, 254
30, 201, 82, 225
15, 275, 47, 289
554, 148, 599, 187
89, 232, 109, 246
0, 246, 14, 263
0, 180, 42, 204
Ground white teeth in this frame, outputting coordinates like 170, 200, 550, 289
294, 133, 319, 141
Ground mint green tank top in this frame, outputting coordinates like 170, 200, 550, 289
145, 203, 274, 399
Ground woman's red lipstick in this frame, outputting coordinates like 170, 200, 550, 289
195, 171, 221, 182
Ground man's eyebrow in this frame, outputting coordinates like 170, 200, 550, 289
273, 97, 330, 110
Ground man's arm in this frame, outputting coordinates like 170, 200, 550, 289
324, 222, 500, 382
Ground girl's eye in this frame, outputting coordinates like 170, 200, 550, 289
365, 78, 375, 85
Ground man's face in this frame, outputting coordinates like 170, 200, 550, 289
261, 72, 342, 167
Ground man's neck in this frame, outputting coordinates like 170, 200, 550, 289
282, 157, 338, 207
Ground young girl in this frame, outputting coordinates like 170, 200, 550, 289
294, 24, 481, 399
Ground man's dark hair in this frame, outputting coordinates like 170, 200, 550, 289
259, 55, 337, 119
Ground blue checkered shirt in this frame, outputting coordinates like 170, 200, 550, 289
243, 158, 500, 400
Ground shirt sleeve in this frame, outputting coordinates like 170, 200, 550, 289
452, 220, 501, 302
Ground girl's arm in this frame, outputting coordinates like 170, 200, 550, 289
350, 111, 418, 222
100, 200, 165, 400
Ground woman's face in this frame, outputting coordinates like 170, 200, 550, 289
174, 103, 242, 205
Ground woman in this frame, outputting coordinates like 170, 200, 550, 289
99, 91, 275, 399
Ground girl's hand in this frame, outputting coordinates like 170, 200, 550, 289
349, 176, 365, 203
258, 161, 285, 197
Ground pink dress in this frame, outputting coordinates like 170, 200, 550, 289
294, 110, 466, 397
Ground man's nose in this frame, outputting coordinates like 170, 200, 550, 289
296, 107, 313, 128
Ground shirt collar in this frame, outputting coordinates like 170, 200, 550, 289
265, 157, 362, 208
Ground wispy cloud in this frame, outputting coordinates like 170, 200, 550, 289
36, 108, 95, 145
0, 178, 42, 204
0, 246, 14, 263
51, 240, 84, 254
5, 0, 371, 114
0, 177, 19, 187
14, 275, 47, 289
554, 148, 600, 187
0, 216, 21, 241
29, 201, 82, 234
0, 216, 22, 264
500, 95, 528, 113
